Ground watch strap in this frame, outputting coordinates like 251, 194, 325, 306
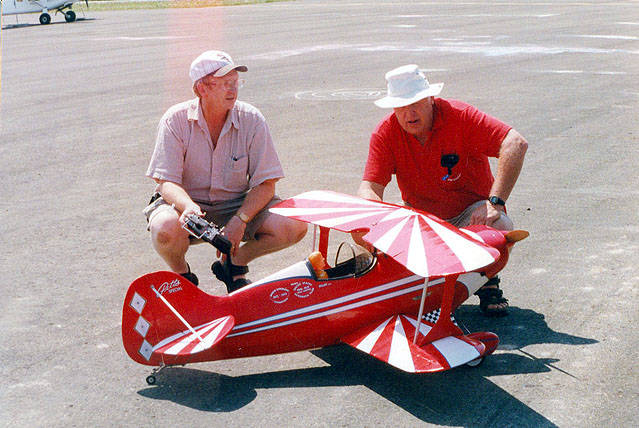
236, 212, 250, 223
489, 196, 506, 206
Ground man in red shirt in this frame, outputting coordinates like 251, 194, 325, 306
358, 64, 528, 317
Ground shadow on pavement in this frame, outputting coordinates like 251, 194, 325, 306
1, 17, 95, 30
138, 305, 596, 427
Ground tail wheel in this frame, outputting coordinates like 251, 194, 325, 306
65, 10, 77, 23
39, 13, 51, 25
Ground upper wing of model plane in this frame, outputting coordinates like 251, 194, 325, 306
271, 190, 500, 277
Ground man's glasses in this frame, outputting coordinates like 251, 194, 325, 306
205, 78, 245, 90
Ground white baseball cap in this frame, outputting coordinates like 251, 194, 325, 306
189, 50, 248, 83
374, 64, 444, 108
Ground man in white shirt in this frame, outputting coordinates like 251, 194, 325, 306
144, 50, 306, 292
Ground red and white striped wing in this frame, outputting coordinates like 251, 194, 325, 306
271, 190, 499, 277
341, 315, 485, 373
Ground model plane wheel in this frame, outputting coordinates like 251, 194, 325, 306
65, 11, 77, 23
146, 375, 157, 385
39, 13, 52, 25
466, 357, 484, 367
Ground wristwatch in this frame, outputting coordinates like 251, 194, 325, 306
236, 212, 250, 223
489, 196, 506, 207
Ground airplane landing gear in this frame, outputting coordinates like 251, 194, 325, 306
146, 363, 166, 385
64, 10, 76, 23
466, 357, 484, 367
39, 13, 51, 25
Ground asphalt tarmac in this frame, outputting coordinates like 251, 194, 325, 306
1, 1, 638, 427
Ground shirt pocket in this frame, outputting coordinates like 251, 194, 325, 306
223, 154, 249, 190
436, 155, 466, 192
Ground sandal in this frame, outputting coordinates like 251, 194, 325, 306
212, 257, 251, 293
179, 263, 199, 287
475, 276, 509, 317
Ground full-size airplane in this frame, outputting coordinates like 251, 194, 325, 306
1, 0, 88, 25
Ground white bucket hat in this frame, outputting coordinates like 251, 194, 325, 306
189, 50, 248, 83
374, 64, 444, 108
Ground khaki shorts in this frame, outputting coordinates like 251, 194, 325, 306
143, 194, 282, 242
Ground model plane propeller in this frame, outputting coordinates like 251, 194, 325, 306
122, 191, 527, 384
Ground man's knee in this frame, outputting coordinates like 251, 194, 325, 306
288, 219, 308, 244
492, 213, 514, 231
150, 214, 185, 247
259, 214, 307, 246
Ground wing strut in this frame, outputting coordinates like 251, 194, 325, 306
418, 274, 463, 346
150, 285, 206, 346
413, 278, 429, 343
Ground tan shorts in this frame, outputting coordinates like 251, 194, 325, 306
143, 194, 282, 242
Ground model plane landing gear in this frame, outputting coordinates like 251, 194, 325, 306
466, 357, 484, 367
65, 10, 76, 22
39, 13, 51, 25
145, 363, 166, 385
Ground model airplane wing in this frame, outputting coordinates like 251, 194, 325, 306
341, 313, 490, 373
271, 190, 500, 277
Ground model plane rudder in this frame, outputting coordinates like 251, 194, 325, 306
121, 271, 234, 366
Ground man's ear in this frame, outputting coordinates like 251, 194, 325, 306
193, 82, 202, 98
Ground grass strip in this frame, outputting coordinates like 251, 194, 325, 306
87, 0, 290, 11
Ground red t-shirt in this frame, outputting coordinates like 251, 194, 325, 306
363, 98, 511, 219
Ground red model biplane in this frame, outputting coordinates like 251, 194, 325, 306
122, 191, 527, 384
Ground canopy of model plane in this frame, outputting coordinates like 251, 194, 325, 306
271, 191, 500, 278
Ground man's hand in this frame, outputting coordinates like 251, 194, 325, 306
470, 201, 504, 226
178, 203, 204, 224
221, 215, 246, 258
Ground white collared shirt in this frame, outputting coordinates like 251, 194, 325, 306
146, 99, 284, 202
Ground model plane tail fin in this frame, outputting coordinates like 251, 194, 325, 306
341, 313, 498, 373
121, 271, 234, 366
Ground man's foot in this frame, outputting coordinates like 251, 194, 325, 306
179, 264, 199, 286
475, 276, 508, 317
212, 257, 251, 294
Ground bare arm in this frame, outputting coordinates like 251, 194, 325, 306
222, 178, 278, 257
470, 128, 528, 226
353, 180, 386, 250
155, 180, 203, 222
357, 180, 386, 202
490, 128, 528, 202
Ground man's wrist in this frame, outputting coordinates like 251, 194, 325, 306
488, 195, 506, 207
235, 212, 250, 224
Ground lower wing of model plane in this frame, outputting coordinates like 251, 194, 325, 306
341, 313, 498, 373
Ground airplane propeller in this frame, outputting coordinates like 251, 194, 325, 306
505, 229, 529, 243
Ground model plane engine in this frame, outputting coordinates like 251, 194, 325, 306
463, 226, 528, 278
